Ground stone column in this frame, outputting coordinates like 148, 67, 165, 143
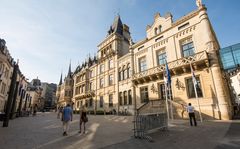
129, 46, 137, 116
199, 7, 231, 120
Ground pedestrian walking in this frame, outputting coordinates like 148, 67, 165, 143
57, 106, 63, 119
186, 103, 197, 126
62, 104, 73, 136
79, 106, 88, 134
33, 104, 38, 116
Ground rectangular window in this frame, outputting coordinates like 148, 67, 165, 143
139, 57, 147, 72
128, 90, 132, 105
140, 87, 149, 103
186, 76, 203, 98
81, 85, 84, 93
82, 85, 85, 93
85, 100, 89, 108
4, 69, 9, 78
158, 83, 172, 100
1, 83, 6, 94
155, 36, 163, 42
100, 96, 103, 108
178, 22, 189, 30
158, 83, 166, 100
75, 87, 78, 95
89, 82, 92, 91
89, 98, 93, 107
138, 45, 144, 51
109, 59, 114, 69
109, 94, 113, 107
124, 91, 127, 105
124, 69, 128, 80
100, 78, 104, 88
109, 74, 113, 86
119, 92, 123, 106
118, 70, 122, 81
82, 75, 85, 81
157, 51, 166, 65
89, 70, 94, 78
181, 38, 195, 57
100, 64, 104, 74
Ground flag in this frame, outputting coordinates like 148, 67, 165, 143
165, 60, 171, 85
190, 63, 197, 86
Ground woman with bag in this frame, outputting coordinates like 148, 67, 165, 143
79, 106, 88, 134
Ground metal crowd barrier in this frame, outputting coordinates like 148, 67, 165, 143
133, 112, 168, 141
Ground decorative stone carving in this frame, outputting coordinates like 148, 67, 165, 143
129, 37, 133, 46
196, 0, 202, 8
151, 83, 158, 94
175, 78, 185, 90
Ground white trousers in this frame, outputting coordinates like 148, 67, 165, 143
63, 121, 70, 133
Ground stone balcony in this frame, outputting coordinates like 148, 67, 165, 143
132, 50, 209, 84
74, 90, 95, 99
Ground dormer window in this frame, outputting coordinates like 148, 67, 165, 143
158, 25, 162, 33
154, 28, 158, 35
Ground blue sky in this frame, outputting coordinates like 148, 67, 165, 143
0, 0, 239, 84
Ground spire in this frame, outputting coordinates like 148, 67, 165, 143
59, 73, 62, 85
67, 61, 71, 78
108, 14, 123, 35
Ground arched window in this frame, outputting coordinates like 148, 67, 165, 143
158, 25, 162, 33
118, 68, 122, 81
123, 65, 128, 80
154, 27, 158, 35
127, 64, 131, 78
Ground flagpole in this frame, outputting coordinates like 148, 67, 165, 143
190, 63, 203, 122
193, 83, 203, 122
164, 81, 170, 121
169, 83, 174, 120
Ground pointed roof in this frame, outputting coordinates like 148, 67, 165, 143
67, 61, 71, 78
59, 73, 63, 85
108, 15, 123, 35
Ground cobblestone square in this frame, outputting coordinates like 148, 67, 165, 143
1, 112, 240, 149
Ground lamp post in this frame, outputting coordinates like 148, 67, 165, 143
10, 81, 19, 119
3, 62, 18, 127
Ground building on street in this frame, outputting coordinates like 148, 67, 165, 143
41, 82, 57, 109
0, 39, 13, 113
56, 1, 233, 120
56, 63, 73, 108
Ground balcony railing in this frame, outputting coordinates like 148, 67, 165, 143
74, 90, 95, 99
133, 51, 209, 81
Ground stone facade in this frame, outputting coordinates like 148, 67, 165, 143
132, 4, 231, 120
56, 63, 73, 107
57, 2, 233, 120
0, 39, 13, 113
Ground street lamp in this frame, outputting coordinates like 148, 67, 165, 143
3, 62, 18, 127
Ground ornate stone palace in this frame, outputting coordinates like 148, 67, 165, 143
56, 1, 233, 120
